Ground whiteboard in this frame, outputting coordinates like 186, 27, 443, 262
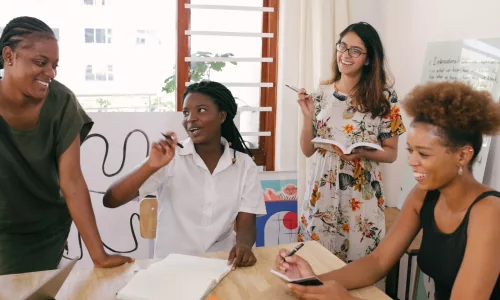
398, 38, 500, 209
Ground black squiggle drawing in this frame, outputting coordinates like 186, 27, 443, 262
64, 129, 150, 260
85, 129, 150, 178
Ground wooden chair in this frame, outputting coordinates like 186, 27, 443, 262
139, 197, 238, 240
385, 207, 423, 300
139, 197, 158, 239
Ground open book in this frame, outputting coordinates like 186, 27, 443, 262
270, 269, 323, 286
311, 137, 383, 155
116, 254, 232, 300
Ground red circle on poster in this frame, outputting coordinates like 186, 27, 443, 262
283, 212, 298, 230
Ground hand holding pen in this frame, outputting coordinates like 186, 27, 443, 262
275, 243, 316, 280
161, 133, 184, 148
281, 243, 304, 262
147, 132, 179, 169
286, 84, 314, 118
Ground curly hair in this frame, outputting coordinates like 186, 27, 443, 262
402, 81, 500, 166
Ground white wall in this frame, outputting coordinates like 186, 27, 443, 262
276, 0, 500, 206
380, 0, 500, 204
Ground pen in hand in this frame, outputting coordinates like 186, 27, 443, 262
161, 133, 184, 148
285, 84, 308, 96
282, 243, 304, 262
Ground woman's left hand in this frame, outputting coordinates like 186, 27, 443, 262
288, 280, 358, 300
227, 243, 257, 269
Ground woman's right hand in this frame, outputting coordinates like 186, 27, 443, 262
147, 131, 177, 169
297, 88, 314, 118
275, 248, 315, 279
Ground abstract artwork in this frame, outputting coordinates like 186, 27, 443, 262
256, 171, 299, 247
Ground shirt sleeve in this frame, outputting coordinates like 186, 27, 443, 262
55, 91, 93, 158
378, 88, 406, 141
137, 158, 173, 200
312, 85, 325, 137
239, 157, 267, 216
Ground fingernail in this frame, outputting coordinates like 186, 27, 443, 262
287, 284, 292, 289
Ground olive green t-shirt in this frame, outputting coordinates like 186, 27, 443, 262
0, 80, 93, 275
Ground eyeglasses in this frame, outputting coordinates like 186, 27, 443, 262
336, 42, 367, 58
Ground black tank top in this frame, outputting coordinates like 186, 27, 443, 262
417, 190, 500, 300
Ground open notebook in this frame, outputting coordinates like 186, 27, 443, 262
116, 254, 232, 300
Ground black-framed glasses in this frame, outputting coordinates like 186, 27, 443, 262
336, 42, 367, 58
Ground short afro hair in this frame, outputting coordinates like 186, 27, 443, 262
402, 81, 500, 167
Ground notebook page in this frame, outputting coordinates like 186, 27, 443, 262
116, 270, 209, 300
150, 254, 232, 281
117, 254, 232, 300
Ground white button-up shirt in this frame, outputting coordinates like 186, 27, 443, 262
138, 137, 267, 258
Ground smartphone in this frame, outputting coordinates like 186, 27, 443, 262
290, 277, 324, 286
285, 84, 308, 95
270, 269, 324, 286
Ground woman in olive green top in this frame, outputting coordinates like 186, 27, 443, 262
0, 17, 133, 275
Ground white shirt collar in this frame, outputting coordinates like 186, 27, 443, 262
178, 137, 233, 175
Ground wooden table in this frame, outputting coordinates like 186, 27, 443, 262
0, 241, 390, 300
384, 207, 423, 300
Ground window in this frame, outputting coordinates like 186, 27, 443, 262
1, 0, 176, 112
85, 28, 112, 43
136, 30, 161, 45
84, 0, 107, 5
85, 64, 114, 81
177, 0, 279, 170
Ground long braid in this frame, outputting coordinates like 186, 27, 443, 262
0, 16, 55, 69
182, 81, 253, 161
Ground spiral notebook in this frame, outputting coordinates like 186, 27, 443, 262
116, 254, 232, 300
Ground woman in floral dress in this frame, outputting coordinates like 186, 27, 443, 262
297, 22, 406, 263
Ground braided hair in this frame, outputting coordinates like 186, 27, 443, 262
0, 16, 55, 69
182, 80, 253, 161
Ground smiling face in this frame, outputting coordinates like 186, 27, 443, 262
182, 92, 226, 144
336, 31, 368, 77
2, 36, 59, 100
406, 122, 474, 190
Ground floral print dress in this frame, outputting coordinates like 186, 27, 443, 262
298, 84, 406, 263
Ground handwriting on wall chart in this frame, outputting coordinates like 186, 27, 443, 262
427, 56, 500, 90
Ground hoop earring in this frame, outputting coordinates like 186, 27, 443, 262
458, 166, 463, 175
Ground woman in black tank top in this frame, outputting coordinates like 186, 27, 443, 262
273, 82, 500, 300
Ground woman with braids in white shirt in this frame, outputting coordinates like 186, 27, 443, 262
104, 80, 267, 268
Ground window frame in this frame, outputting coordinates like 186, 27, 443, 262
84, 28, 112, 44
84, 0, 107, 5
85, 64, 114, 81
176, 0, 279, 170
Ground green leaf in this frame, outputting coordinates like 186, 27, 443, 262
210, 62, 226, 72
162, 51, 237, 93
193, 51, 212, 57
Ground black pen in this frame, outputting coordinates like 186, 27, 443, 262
161, 133, 184, 148
282, 243, 304, 262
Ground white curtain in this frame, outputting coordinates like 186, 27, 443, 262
297, 0, 350, 210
